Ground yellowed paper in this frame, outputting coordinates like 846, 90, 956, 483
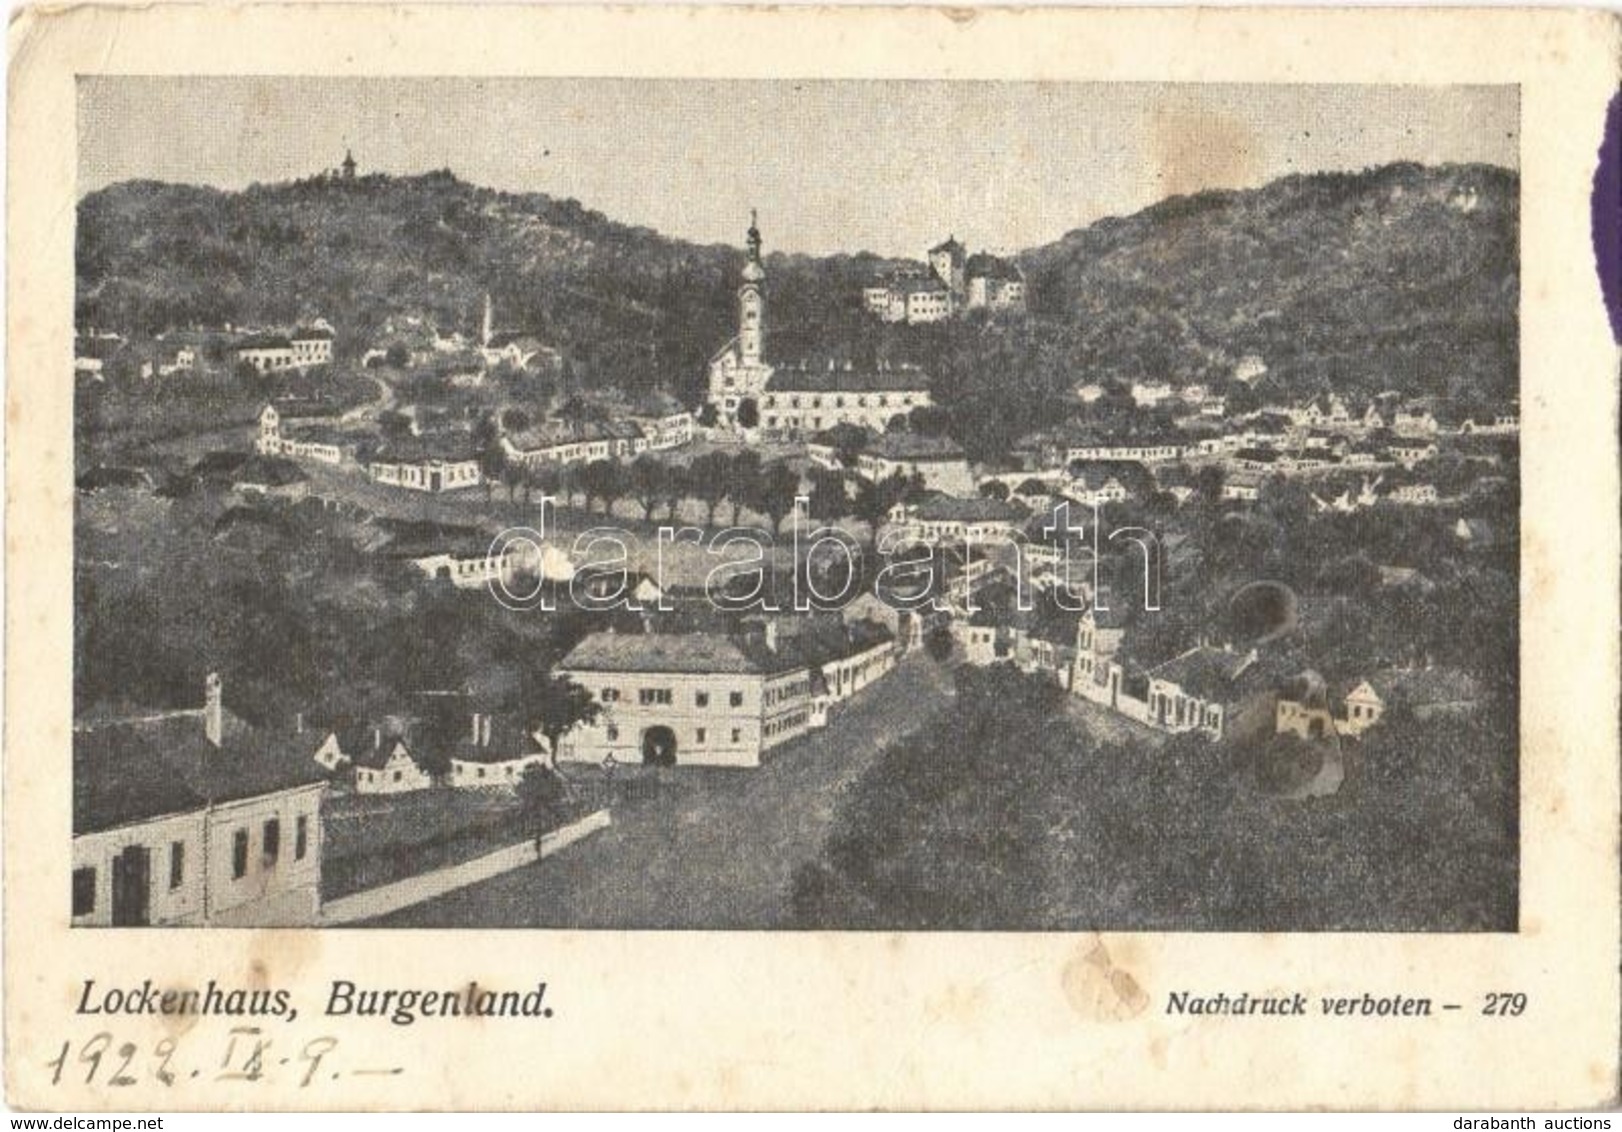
8, 3, 1621, 1111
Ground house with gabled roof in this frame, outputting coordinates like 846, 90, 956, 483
351, 727, 434, 795
72, 674, 328, 927
557, 618, 896, 768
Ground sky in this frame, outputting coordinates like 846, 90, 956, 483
79, 78, 1517, 258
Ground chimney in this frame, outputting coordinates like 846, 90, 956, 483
764, 620, 779, 654
470, 712, 482, 744
204, 673, 223, 747
295, 711, 304, 735
374, 727, 382, 751
481, 715, 493, 747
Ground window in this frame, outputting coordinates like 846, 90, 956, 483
393, 770, 402, 783
169, 842, 185, 890
295, 815, 309, 861
696, 728, 707, 745
601, 688, 621, 703
232, 829, 249, 879
606, 725, 619, 741
72, 867, 96, 916
731, 728, 742, 743
263, 819, 281, 866
695, 691, 709, 708
730, 691, 744, 708
639, 688, 673, 706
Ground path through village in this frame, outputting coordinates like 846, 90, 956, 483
369, 651, 955, 928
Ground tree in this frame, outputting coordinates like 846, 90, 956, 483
630, 455, 669, 521
660, 461, 690, 521
687, 451, 730, 527
852, 471, 910, 558
752, 460, 801, 534
807, 466, 851, 524
516, 763, 572, 845
924, 625, 955, 664
725, 449, 762, 524
578, 459, 625, 516
385, 343, 410, 368
527, 672, 603, 769
473, 412, 505, 502
502, 406, 532, 432
980, 479, 1011, 501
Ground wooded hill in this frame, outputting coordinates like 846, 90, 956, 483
77, 161, 1517, 427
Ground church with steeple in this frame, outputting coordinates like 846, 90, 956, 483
706, 212, 933, 438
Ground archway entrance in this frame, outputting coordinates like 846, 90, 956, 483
641, 726, 678, 767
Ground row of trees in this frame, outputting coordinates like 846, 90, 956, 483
471, 435, 925, 549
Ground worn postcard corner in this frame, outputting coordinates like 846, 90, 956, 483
5, 1, 1621, 1113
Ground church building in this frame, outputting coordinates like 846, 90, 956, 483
707, 214, 934, 438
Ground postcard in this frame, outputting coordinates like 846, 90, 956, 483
7, 3, 1620, 1110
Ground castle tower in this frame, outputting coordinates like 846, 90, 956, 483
341, 149, 357, 181
738, 209, 766, 367
482, 292, 494, 348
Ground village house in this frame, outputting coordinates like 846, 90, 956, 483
72, 675, 328, 927
368, 433, 483, 493
1071, 607, 1284, 742
709, 214, 933, 434
902, 495, 1027, 544
1392, 404, 1440, 437
1387, 440, 1438, 469
1066, 437, 1188, 463
1277, 666, 1483, 739
1222, 472, 1264, 502
448, 714, 551, 789
350, 729, 434, 794
256, 405, 354, 464
557, 619, 896, 768
1130, 381, 1175, 408
393, 526, 576, 591
854, 433, 974, 496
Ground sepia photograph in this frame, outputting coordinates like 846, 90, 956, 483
69, 76, 1521, 934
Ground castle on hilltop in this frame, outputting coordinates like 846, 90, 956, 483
706, 213, 934, 439
862, 235, 1027, 324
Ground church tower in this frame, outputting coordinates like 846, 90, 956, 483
738, 209, 766, 367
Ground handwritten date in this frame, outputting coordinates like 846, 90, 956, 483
45, 1029, 401, 1088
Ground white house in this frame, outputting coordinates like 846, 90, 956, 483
351, 732, 434, 794
558, 619, 896, 768
72, 675, 328, 927
368, 434, 483, 493
448, 714, 551, 789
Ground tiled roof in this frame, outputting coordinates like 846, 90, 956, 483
561, 632, 760, 676
561, 619, 894, 679
864, 433, 965, 462
765, 364, 932, 395
372, 432, 481, 463
73, 709, 327, 835
912, 496, 1026, 523
237, 334, 292, 351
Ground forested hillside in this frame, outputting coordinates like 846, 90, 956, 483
77, 161, 1517, 434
